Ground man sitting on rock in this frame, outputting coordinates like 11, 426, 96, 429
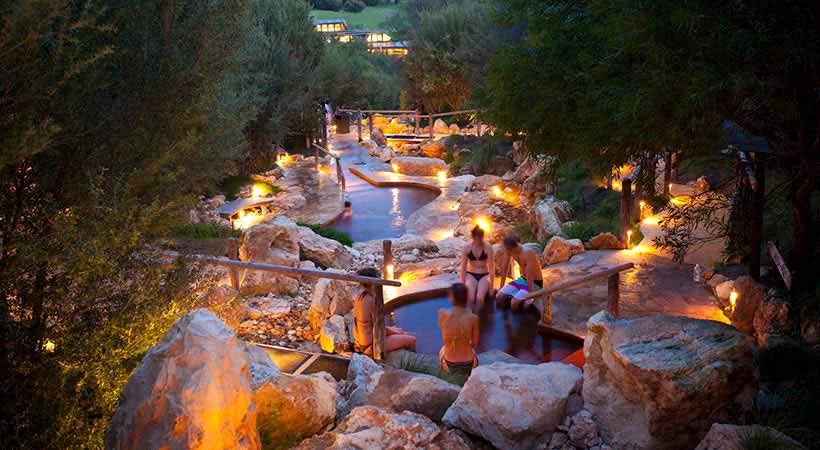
352, 268, 416, 355
496, 235, 544, 311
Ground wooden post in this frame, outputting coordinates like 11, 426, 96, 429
607, 273, 620, 317
748, 155, 765, 280
368, 114, 374, 138
336, 158, 346, 191
606, 172, 613, 190
541, 294, 553, 325
321, 111, 328, 147
314, 144, 319, 171
372, 284, 386, 361
357, 110, 362, 142
767, 242, 792, 290
620, 178, 633, 245
429, 114, 434, 139
664, 151, 672, 196
414, 110, 420, 135
227, 237, 240, 290
382, 240, 393, 280
670, 151, 679, 181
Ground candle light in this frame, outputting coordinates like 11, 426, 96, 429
627, 230, 633, 248
392, 163, 399, 173
385, 263, 395, 280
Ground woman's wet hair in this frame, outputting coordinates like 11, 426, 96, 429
471, 225, 484, 239
502, 235, 520, 249
356, 267, 380, 286
450, 283, 468, 307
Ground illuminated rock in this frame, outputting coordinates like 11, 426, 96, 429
309, 273, 354, 330
583, 312, 756, 450
443, 362, 582, 450
254, 372, 338, 448
341, 354, 461, 421
294, 223, 354, 269
587, 232, 624, 250
354, 233, 439, 256
238, 218, 300, 296
530, 197, 574, 241
197, 284, 243, 329
469, 174, 502, 191
243, 295, 292, 321
421, 140, 446, 158
392, 156, 448, 176
295, 406, 471, 450
377, 145, 394, 162
449, 123, 460, 134
105, 309, 260, 450
728, 276, 764, 335
371, 128, 388, 146
318, 315, 350, 354
433, 118, 450, 134
542, 236, 584, 265
694, 423, 804, 450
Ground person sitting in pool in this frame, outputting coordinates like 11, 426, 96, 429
496, 235, 544, 311
351, 267, 416, 356
438, 283, 480, 375
459, 225, 495, 306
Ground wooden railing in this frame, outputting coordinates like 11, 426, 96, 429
164, 238, 400, 360
311, 143, 346, 191
335, 108, 482, 141
523, 263, 634, 329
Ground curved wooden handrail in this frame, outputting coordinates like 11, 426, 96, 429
524, 263, 634, 300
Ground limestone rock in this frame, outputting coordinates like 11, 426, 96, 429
294, 223, 354, 269
341, 354, 461, 421
512, 156, 544, 184
238, 218, 300, 295
197, 284, 243, 328
254, 372, 338, 448
470, 174, 502, 191
354, 234, 439, 255
531, 197, 574, 241
587, 232, 625, 250
421, 140, 446, 159
371, 128, 388, 146
714, 280, 736, 301
729, 275, 764, 334
753, 292, 792, 347
694, 176, 711, 194
243, 343, 280, 389
295, 406, 471, 450
583, 311, 757, 450
694, 423, 804, 450
434, 118, 450, 134
392, 156, 448, 176
443, 362, 583, 450
319, 315, 350, 354
243, 295, 291, 321
105, 310, 260, 450
568, 410, 601, 448
512, 140, 528, 165
706, 274, 729, 288
309, 275, 354, 330
449, 123, 460, 134
543, 236, 584, 265
378, 145, 394, 162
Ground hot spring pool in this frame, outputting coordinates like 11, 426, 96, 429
386, 295, 583, 364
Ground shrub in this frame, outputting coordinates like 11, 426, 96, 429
342, 0, 366, 13
363, 0, 380, 5
314, 0, 343, 11
297, 222, 354, 246
562, 222, 597, 242
172, 223, 239, 240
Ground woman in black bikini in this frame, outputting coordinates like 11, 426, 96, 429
459, 225, 495, 307
438, 283, 479, 376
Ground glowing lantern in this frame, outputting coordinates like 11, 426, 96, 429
43, 340, 56, 352
385, 263, 395, 280
639, 200, 645, 209
251, 184, 265, 198
626, 230, 633, 248
729, 288, 738, 309
668, 183, 673, 194
437, 170, 448, 182
450, 202, 459, 211
392, 163, 399, 173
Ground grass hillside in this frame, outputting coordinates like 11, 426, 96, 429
311, 3, 400, 29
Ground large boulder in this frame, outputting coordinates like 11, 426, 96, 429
105, 310, 260, 450
254, 372, 338, 448
530, 197, 574, 241
371, 128, 388, 146
728, 275, 764, 334
309, 274, 354, 330
443, 362, 582, 450
341, 354, 461, 421
377, 145, 394, 162
587, 232, 625, 250
433, 118, 450, 134
512, 155, 544, 184
295, 406, 472, 450
354, 233, 439, 256
243, 295, 291, 321
583, 312, 757, 450
197, 284, 244, 329
294, 224, 354, 269
753, 292, 792, 348
694, 423, 805, 450
318, 314, 350, 354
470, 174, 502, 191
238, 219, 300, 295
392, 156, 448, 176
542, 236, 584, 265
512, 140, 528, 165
421, 140, 446, 159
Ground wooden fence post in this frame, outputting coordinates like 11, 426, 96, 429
357, 110, 362, 142
227, 237, 240, 290
620, 178, 633, 245
336, 158, 346, 191
321, 111, 328, 148
476, 121, 481, 137
607, 273, 620, 317
382, 240, 393, 280
368, 114, 374, 138
429, 114, 434, 139
373, 284, 386, 361
414, 110, 420, 135
541, 294, 553, 326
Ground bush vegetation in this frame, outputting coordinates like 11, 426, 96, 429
172, 223, 240, 240
342, 0, 366, 13
297, 222, 354, 246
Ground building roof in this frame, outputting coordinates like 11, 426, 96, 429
313, 18, 347, 25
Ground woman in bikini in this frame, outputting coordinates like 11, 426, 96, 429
459, 225, 495, 307
438, 283, 480, 376
351, 268, 416, 356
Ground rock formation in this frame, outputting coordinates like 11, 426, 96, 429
443, 362, 583, 450
542, 236, 585, 265
583, 311, 756, 450
392, 156, 449, 176
531, 197, 574, 240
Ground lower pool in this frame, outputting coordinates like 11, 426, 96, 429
386, 295, 582, 364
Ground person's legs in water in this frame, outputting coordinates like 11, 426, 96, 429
464, 271, 479, 306
475, 273, 491, 307
385, 334, 416, 352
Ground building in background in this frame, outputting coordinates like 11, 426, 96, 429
312, 18, 409, 56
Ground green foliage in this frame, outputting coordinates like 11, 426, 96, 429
555, 163, 621, 239
313, 0, 343, 11
342, 0, 366, 13
738, 427, 801, 450
172, 223, 240, 240
562, 222, 597, 243
397, 352, 468, 386
320, 42, 402, 109
297, 222, 354, 246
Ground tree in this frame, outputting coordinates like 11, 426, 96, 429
319, 41, 402, 109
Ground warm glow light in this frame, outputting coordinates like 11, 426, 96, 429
433, 228, 455, 240
385, 263, 394, 280
233, 209, 265, 230
729, 289, 738, 309
669, 183, 673, 193
319, 165, 332, 175
392, 163, 399, 173
642, 216, 660, 226
43, 340, 55, 352
626, 230, 633, 248
437, 170, 448, 182
474, 216, 491, 234
251, 184, 265, 198
450, 202, 459, 211
639, 200, 645, 209
492, 185, 503, 197
669, 196, 690, 206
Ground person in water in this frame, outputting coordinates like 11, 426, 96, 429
459, 225, 495, 306
438, 283, 480, 375
351, 267, 416, 355
496, 235, 544, 311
